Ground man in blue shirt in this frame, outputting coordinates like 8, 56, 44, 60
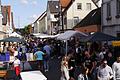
34, 48, 45, 71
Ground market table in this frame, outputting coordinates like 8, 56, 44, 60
20, 71, 47, 80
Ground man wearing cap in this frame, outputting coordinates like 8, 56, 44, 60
97, 59, 113, 80
112, 55, 120, 80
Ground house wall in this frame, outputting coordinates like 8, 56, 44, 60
2, 6, 13, 34
33, 14, 47, 34
47, 5, 51, 34
33, 22, 38, 33
47, 6, 58, 34
38, 16, 47, 33
67, 0, 97, 29
74, 25, 100, 33
102, 0, 120, 37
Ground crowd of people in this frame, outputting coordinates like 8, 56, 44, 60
0, 37, 120, 80
60, 41, 120, 80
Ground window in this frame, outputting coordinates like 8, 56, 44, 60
86, 3, 91, 10
116, 0, 120, 15
74, 17, 79, 25
107, 2, 111, 17
117, 33, 120, 38
77, 3, 82, 10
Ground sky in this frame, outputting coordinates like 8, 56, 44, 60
2, 0, 48, 28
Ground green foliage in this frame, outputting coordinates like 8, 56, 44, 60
24, 24, 32, 35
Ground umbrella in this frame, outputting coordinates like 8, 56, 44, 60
0, 37, 26, 43
85, 32, 120, 42
57, 30, 88, 40
57, 30, 88, 54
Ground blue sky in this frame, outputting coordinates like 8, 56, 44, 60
2, 0, 48, 28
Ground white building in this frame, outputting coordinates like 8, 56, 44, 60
47, 1, 59, 34
66, 0, 97, 29
0, 0, 7, 39
102, 0, 120, 37
33, 11, 47, 33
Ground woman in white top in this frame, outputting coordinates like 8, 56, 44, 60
61, 56, 70, 80
13, 56, 21, 76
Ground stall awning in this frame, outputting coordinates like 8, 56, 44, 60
57, 30, 87, 40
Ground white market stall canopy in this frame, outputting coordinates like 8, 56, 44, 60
57, 30, 88, 40
9, 32, 22, 38
20, 71, 47, 80
33, 33, 60, 38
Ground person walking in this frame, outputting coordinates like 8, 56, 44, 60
13, 56, 21, 79
97, 59, 113, 80
61, 56, 70, 80
68, 53, 75, 80
43, 43, 51, 71
82, 50, 95, 80
112, 55, 120, 80
34, 48, 45, 71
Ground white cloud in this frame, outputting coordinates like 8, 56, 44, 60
21, 0, 38, 5
21, 0, 28, 4
32, 1, 37, 5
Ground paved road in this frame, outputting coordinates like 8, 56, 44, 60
21, 57, 61, 80
0, 56, 81, 80
42, 57, 81, 80
42, 57, 61, 80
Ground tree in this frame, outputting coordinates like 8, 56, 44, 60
24, 24, 32, 35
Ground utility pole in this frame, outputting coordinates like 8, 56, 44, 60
59, 3, 64, 33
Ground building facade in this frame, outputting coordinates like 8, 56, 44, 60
47, 1, 59, 34
33, 11, 47, 33
2, 5, 14, 35
74, 8, 101, 34
102, 0, 120, 37
0, 0, 3, 33
66, 0, 97, 29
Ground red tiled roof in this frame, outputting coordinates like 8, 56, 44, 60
60, 0, 71, 8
